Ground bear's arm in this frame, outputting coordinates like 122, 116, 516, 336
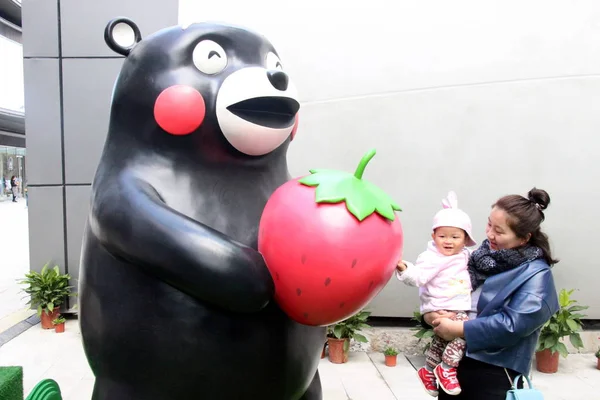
89, 173, 274, 314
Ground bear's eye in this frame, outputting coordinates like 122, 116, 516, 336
193, 40, 227, 75
266, 52, 283, 71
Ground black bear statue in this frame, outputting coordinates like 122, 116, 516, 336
78, 17, 325, 400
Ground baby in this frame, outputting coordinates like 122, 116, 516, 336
396, 191, 476, 397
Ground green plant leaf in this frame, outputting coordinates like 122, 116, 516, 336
357, 312, 371, 321
558, 289, 569, 307
422, 342, 432, 355
555, 342, 569, 358
536, 342, 544, 352
297, 149, 402, 221
566, 319, 580, 332
570, 313, 587, 320
353, 333, 368, 343
567, 305, 588, 313
384, 347, 398, 356
334, 325, 343, 339
569, 333, 584, 349
422, 330, 435, 338
543, 335, 558, 349
343, 339, 350, 352
414, 329, 427, 339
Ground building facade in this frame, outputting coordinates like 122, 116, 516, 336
22, 0, 178, 311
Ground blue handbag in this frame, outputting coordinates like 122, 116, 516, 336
505, 370, 544, 400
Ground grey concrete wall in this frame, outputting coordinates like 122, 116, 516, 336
22, 0, 178, 309
178, 2, 600, 319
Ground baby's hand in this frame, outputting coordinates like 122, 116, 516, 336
396, 260, 407, 272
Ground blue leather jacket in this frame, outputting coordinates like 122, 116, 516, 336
463, 259, 559, 375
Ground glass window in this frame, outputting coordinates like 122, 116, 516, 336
0, 145, 26, 198
0, 34, 24, 113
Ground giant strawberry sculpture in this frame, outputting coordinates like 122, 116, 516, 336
258, 149, 404, 326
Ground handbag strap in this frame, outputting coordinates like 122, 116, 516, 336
504, 368, 514, 387
505, 369, 535, 389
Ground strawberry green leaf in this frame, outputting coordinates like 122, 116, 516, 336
298, 149, 402, 222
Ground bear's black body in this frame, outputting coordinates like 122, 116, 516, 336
79, 18, 325, 400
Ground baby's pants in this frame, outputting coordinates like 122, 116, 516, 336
425, 311, 469, 369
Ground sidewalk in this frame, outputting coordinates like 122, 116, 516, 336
0, 319, 598, 399
1, 196, 599, 399
0, 199, 33, 332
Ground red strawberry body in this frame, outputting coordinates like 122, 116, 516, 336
258, 149, 404, 326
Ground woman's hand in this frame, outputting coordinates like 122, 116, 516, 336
423, 310, 457, 327
433, 319, 465, 341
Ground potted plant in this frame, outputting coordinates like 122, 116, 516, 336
53, 316, 66, 333
595, 347, 600, 370
327, 310, 371, 364
535, 288, 588, 373
321, 341, 327, 359
383, 347, 398, 367
411, 311, 435, 354
18, 263, 76, 329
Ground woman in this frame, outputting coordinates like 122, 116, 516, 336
10, 175, 17, 202
424, 188, 559, 399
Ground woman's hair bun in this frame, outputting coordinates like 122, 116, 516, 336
528, 187, 550, 211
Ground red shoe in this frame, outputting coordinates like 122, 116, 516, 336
433, 364, 462, 395
417, 367, 439, 397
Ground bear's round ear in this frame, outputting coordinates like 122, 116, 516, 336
104, 17, 142, 57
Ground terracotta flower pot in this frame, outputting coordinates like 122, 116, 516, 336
596, 357, 599, 370
40, 309, 60, 330
55, 323, 65, 333
535, 349, 559, 373
327, 337, 349, 364
385, 355, 397, 367
321, 343, 327, 359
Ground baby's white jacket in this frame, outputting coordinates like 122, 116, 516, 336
397, 241, 472, 314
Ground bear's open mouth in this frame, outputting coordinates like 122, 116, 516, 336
227, 97, 299, 129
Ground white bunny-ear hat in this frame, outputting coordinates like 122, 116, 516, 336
432, 191, 477, 247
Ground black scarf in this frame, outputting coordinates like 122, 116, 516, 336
468, 239, 544, 290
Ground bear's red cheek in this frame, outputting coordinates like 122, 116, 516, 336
154, 85, 206, 135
